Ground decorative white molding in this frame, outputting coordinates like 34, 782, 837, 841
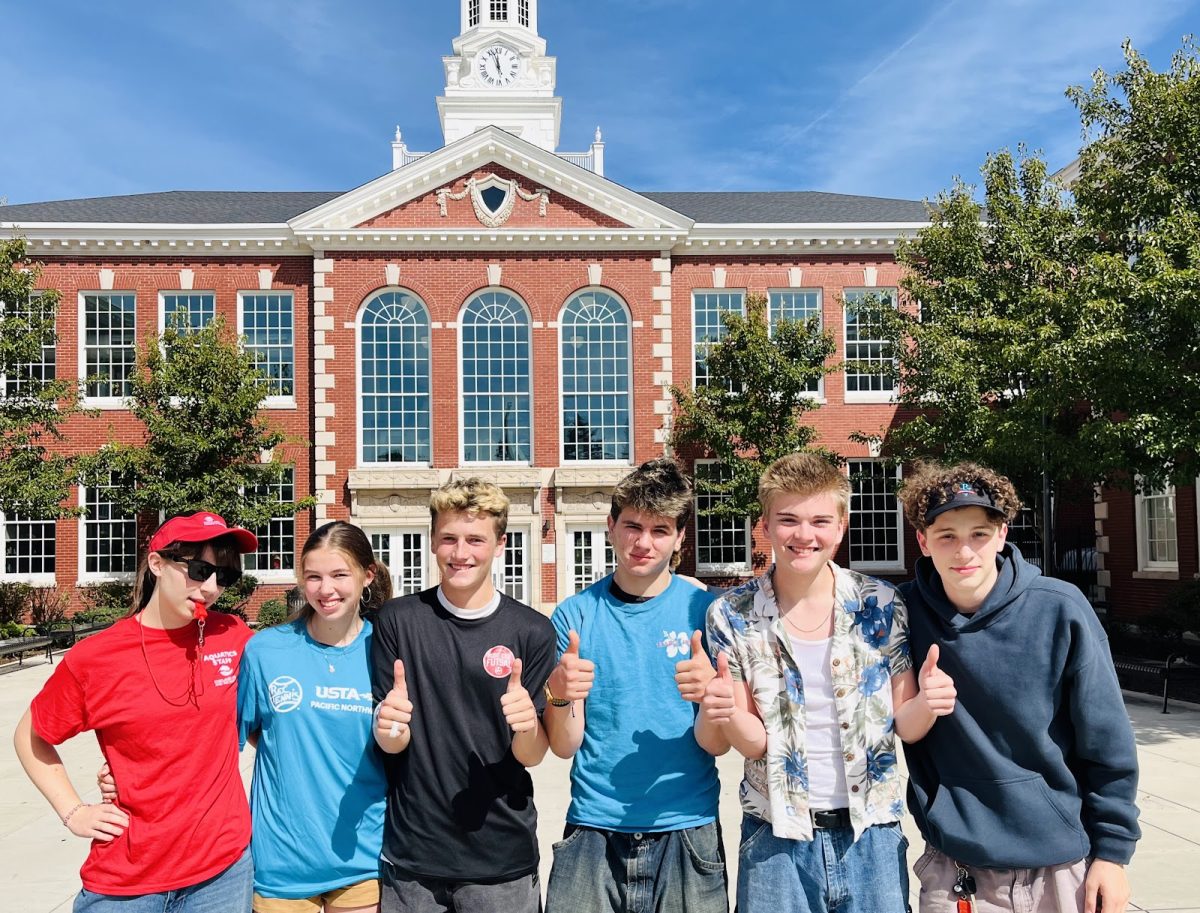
98, 269, 114, 290
863, 266, 878, 287
257, 268, 274, 290
179, 269, 194, 290
385, 263, 401, 286
587, 263, 602, 285
712, 267, 727, 289
486, 263, 502, 285
788, 267, 803, 286
435, 174, 550, 227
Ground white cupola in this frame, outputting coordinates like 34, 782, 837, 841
438, 0, 561, 151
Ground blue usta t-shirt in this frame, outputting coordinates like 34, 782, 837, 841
550, 575, 719, 832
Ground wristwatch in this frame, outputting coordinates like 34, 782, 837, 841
543, 682, 571, 707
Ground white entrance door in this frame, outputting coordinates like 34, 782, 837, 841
364, 528, 427, 598
492, 528, 528, 603
568, 525, 614, 594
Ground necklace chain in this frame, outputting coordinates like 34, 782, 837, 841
782, 607, 834, 634
138, 613, 203, 708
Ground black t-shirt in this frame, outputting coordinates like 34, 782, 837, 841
370, 587, 556, 882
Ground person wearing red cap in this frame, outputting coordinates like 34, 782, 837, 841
13, 511, 260, 912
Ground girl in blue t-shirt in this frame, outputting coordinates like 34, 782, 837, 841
238, 521, 393, 913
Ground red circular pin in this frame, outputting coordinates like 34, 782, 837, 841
482, 645, 515, 678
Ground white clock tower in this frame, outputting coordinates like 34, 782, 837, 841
437, 0, 562, 151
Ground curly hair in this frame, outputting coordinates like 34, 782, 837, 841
897, 461, 1022, 531
611, 458, 693, 530
430, 477, 510, 538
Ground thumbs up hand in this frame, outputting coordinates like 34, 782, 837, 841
701, 652, 736, 725
376, 659, 414, 743
501, 658, 538, 733
917, 645, 956, 717
674, 630, 717, 703
547, 630, 595, 704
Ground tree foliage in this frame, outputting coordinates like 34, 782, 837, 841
0, 237, 84, 518
860, 37, 1200, 497
670, 293, 837, 521
79, 314, 315, 528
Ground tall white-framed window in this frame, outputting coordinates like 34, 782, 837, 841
493, 527, 528, 602
468, 0, 480, 27
3, 293, 56, 398
366, 528, 427, 598
242, 468, 296, 582
1135, 485, 1178, 572
461, 290, 531, 463
560, 289, 631, 463
1, 513, 56, 582
1007, 506, 1043, 568
517, 0, 529, 26
842, 288, 897, 403
80, 474, 137, 580
81, 292, 137, 405
693, 460, 752, 575
238, 292, 295, 405
568, 525, 615, 594
160, 292, 215, 335
768, 288, 823, 397
490, 0, 508, 21
847, 460, 903, 572
359, 290, 431, 465
692, 290, 745, 387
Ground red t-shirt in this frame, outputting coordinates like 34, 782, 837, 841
31, 613, 253, 895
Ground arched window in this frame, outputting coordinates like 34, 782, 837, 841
359, 290, 431, 464
560, 290, 630, 462
461, 290, 531, 463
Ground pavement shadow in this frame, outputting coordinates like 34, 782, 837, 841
1125, 693, 1200, 745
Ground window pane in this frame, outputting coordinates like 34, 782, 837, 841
461, 291, 531, 462
843, 289, 896, 394
561, 292, 629, 462
85, 475, 136, 575
243, 469, 296, 573
692, 291, 744, 387
360, 292, 431, 463
848, 460, 900, 567
694, 462, 749, 571
769, 290, 821, 393
241, 293, 295, 397
84, 294, 137, 398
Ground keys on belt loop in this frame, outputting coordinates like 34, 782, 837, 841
952, 862, 977, 913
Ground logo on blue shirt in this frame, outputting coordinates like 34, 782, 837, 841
268, 675, 303, 713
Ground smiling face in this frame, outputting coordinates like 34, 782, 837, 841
607, 507, 684, 591
432, 509, 505, 607
762, 491, 847, 581
302, 545, 374, 625
917, 505, 1008, 613
147, 544, 234, 629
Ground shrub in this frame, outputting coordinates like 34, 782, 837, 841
79, 581, 134, 616
0, 582, 32, 625
29, 587, 69, 635
212, 573, 258, 621
1157, 578, 1200, 641
0, 621, 29, 639
256, 599, 288, 628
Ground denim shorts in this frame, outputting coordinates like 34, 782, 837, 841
73, 847, 253, 913
737, 814, 909, 913
544, 821, 728, 913
379, 859, 538, 913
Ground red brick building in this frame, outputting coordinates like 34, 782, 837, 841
2, 0, 945, 616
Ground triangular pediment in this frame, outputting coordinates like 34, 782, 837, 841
288, 126, 692, 247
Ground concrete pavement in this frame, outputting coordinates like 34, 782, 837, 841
3, 653, 1198, 911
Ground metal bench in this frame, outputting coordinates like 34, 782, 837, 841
1112, 653, 1200, 713
0, 631, 54, 671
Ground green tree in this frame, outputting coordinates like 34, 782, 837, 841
1067, 37, 1200, 491
0, 237, 84, 518
670, 293, 837, 521
79, 314, 315, 529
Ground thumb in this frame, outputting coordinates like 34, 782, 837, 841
690, 630, 704, 658
564, 630, 581, 657
393, 659, 406, 690
508, 657, 523, 691
717, 651, 732, 682
921, 644, 941, 677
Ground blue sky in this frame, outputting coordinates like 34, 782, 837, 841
3, 0, 1195, 207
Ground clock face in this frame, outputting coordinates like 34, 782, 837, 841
476, 45, 521, 87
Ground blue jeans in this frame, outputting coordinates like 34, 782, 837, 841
737, 815, 909, 913
73, 848, 253, 913
379, 858, 538, 913
544, 821, 727, 913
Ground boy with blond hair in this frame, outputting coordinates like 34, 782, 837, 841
698, 452, 953, 913
373, 477, 556, 913
897, 462, 1139, 913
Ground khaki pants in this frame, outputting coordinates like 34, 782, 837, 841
914, 843, 1086, 913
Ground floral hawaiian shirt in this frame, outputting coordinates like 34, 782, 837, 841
706, 562, 912, 841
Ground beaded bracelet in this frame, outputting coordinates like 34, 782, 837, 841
61, 802, 88, 828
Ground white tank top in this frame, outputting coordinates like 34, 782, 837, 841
788, 634, 849, 809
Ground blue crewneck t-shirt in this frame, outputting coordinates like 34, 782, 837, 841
551, 574, 719, 831
237, 618, 387, 898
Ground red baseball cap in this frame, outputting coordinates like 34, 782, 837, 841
148, 511, 259, 554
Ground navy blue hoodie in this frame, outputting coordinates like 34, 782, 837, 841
900, 545, 1140, 869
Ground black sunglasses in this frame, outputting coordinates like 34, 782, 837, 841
161, 553, 242, 588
